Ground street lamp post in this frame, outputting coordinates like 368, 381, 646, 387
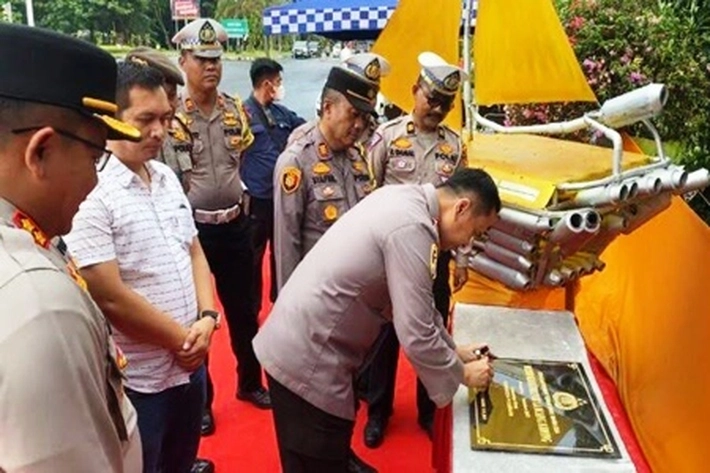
25, 0, 34, 26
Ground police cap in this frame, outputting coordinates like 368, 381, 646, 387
325, 53, 391, 113
418, 51, 468, 97
0, 24, 140, 141
126, 47, 184, 86
172, 19, 228, 59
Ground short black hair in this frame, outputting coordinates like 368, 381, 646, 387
116, 61, 165, 114
438, 168, 502, 215
250, 58, 283, 88
0, 97, 80, 148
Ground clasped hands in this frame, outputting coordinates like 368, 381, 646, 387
175, 317, 216, 372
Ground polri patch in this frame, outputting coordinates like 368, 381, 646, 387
280, 166, 302, 194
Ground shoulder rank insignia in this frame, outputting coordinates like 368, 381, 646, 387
12, 210, 49, 248
280, 166, 302, 194
437, 126, 446, 140
66, 259, 88, 291
406, 121, 415, 134
324, 204, 339, 221
175, 112, 192, 127
115, 344, 129, 370
313, 162, 331, 175
317, 142, 330, 159
392, 137, 412, 149
184, 97, 196, 112
430, 243, 439, 279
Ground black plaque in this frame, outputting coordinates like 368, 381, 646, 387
470, 358, 620, 459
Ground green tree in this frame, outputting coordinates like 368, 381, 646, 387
216, 0, 290, 50
6, 0, 155, 44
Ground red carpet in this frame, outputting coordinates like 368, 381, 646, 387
197, 255, 434, 472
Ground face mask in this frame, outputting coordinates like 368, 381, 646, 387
274, 83, 286, 102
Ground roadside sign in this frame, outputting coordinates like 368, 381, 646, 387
221, 18, 249, 39
172, 0, 199, 20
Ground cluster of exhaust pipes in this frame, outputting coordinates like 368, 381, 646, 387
467, 165, 710, 291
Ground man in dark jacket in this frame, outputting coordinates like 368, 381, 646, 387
241, 58, 305, 308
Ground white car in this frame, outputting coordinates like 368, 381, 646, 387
330, 43, 342, 58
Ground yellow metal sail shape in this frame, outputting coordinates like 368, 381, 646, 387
372, 0, 463, 129
474, 0, 596, 105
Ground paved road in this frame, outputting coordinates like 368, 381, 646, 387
222, 56, 338, 120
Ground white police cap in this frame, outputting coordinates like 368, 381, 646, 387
340, 52, 391, 86
418, 51, 468, 96
172, 19, 228, 59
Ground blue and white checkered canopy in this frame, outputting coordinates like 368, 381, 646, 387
263, 0, 477, 38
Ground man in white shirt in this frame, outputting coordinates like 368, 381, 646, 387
65, 61, 218, 473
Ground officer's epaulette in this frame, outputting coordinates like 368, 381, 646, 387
379, 115, 407, 133
220, 91, 239, 104
352, 142, 366, 157
174, 112, 190, 128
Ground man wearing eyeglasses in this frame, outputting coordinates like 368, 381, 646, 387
0, 24, 143, 472
362, 52, 471, 448
64, 61, 218, 473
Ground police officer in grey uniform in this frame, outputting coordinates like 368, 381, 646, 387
173, 19, 267, 421
363, 52, 472, 446
253, 168, 501, 473
273, 53, 390, 290
126, 47, 194, 193
0, 24, 142, 472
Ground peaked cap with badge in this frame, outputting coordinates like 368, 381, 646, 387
172, 18, 228, 59
0, 24, 140, 141
418, 51, 468, 97
325, 52, 391, 113
126, 46, 184, 85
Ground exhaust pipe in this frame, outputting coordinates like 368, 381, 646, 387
573, 182, 632, 206
679, 168, 710, 194
543, 269, 566, 287
473, 240, 536, 274
487, 228, 536, 255
469, 254, 532, 291
636, 174, 663, 196
549, 210, 600, 257
499, 207, 553, 232
652, 167, 688, 192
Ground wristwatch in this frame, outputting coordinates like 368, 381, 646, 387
199, 309, 221, 330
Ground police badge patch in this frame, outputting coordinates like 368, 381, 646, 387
364, 59, 381, 81
280, 166, 302, 194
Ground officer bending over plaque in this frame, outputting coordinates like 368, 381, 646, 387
253, 168, 500, 473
